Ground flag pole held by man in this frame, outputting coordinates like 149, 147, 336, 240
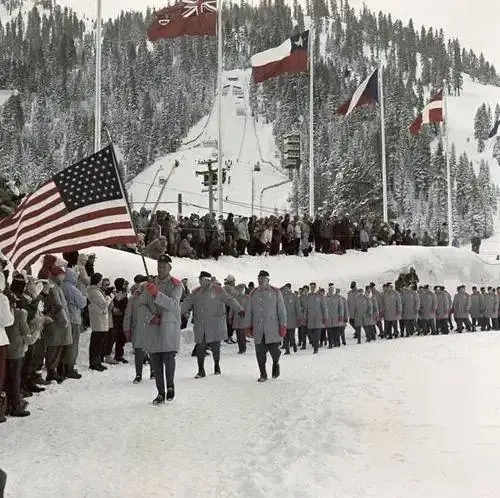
0, 145, 138, 272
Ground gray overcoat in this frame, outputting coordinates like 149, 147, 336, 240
282, 289, 302, 329
401, 290, 420, 320
452, 292, 471, 319
139, 276, 183, 353
44, 283, 72, 347
243, 284, 287, 344
418, 289, 436, 320
382, 290, 402, 321
325, 293, 346, 327
181, 284, 243, 343
304, 293, 328, 329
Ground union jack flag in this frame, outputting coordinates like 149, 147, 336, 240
182, 0, 217, 17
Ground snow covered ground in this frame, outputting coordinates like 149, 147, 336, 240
4, 330, 500, 498
127, 69, 291, 217
4, 245, 500, 497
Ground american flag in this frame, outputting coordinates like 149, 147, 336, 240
182, 0, 216, 17
0, 145, 137, 271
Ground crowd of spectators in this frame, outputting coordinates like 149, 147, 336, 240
114, 208, 476, 260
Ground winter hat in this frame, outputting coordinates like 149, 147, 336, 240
225, 274, 236, 284
114, 278, 127, 292
258, 270, 269, 278
90, 273, 103, 286
158, 254, 172, 264
134, 274, 148, 284
62, 251, 79, 267
199, 271, 212, 279
350, 281, 356, 289
50, 265, 66, 277
10, 273, 27, 295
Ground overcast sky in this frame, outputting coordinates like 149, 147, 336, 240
62, 0, 500, 69
350, 0, 500, 68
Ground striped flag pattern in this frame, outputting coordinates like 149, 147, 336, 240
0, 145, 137, 270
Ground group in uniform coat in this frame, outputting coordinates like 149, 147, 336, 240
181, 271, 243, 378
117, 259, 500, 404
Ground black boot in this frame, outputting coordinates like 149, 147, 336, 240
66, 369, 82, 379
166, 387, 175, 401
214, 362, 221, 375
196, 357, 206, 379
153, 393, 165, 405
272, 362, 280, 379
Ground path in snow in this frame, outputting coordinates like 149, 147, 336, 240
3, 331, 500, 498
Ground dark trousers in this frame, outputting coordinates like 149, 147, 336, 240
45, 346, 63, 372
376, 320, 384, 336
89, 330, 107, 366
401, 319, 416, 336
103, 327, 117, 357
197, 340, 220, 371
339, 326, 346, 345
308, 329, 321, 352
114, 326, 127, 360
134, 348, 145, 378
32, 335, 46, 372
6, 358, 22, 411
236, 329, 247, 353
0, 468, 6, 498
384, 320, 397, 339
298, 326, 307, 348
0, 346, 6, 393
150, 352, 176, 395
320, 328, 327, 345
255, 339, 281, 377
226, 321, 234, 340
326, 327, 334, 348
436, 318, 449, 334
420, 319, 436, 335
21, 345, 35, 386
283, 328, 296, 352
63, 323, 81, 370
364, 325, 376, 342
455, 317, 472, 332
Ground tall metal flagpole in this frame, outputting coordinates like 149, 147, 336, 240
443, 80, 453, 246
308, 24, 314, 217
379, 64, 388, 223
94, 0, 102, 152
217, 0, 223, 216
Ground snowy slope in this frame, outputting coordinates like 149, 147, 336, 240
447, 75, 500, 185
127, 69, 291, 217
4, 245, 500, 497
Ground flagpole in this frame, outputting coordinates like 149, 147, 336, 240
443, 80, 453, 246
94, 0, 102, 153
308, 23, 314, 217
379, 64, 388, 223
109, 144, 150, 277
216, 0, 223, 216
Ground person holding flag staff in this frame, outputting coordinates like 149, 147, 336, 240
139, 254, 183, 405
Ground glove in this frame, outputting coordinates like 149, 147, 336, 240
245, 327, 253, 338
238, 310, 245, 317
145, 283, 159, 297
150, 315, 161, 325
279, 326, 287, 338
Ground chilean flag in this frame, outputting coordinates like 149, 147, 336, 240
409, 90, 444, 135
251, 31, 309, 84
336, 68, 379, 116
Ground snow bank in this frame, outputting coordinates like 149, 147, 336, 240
47, 244, 497, 292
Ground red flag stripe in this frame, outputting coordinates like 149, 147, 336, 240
3, 205, 129, 256
0, 183, 59, 233
13, 223, 134, 270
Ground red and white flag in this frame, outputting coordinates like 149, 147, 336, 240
147, 0, 217, 41
251, 31, 309, 84
409, 90, 444, 135
0, 145, 137, 271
